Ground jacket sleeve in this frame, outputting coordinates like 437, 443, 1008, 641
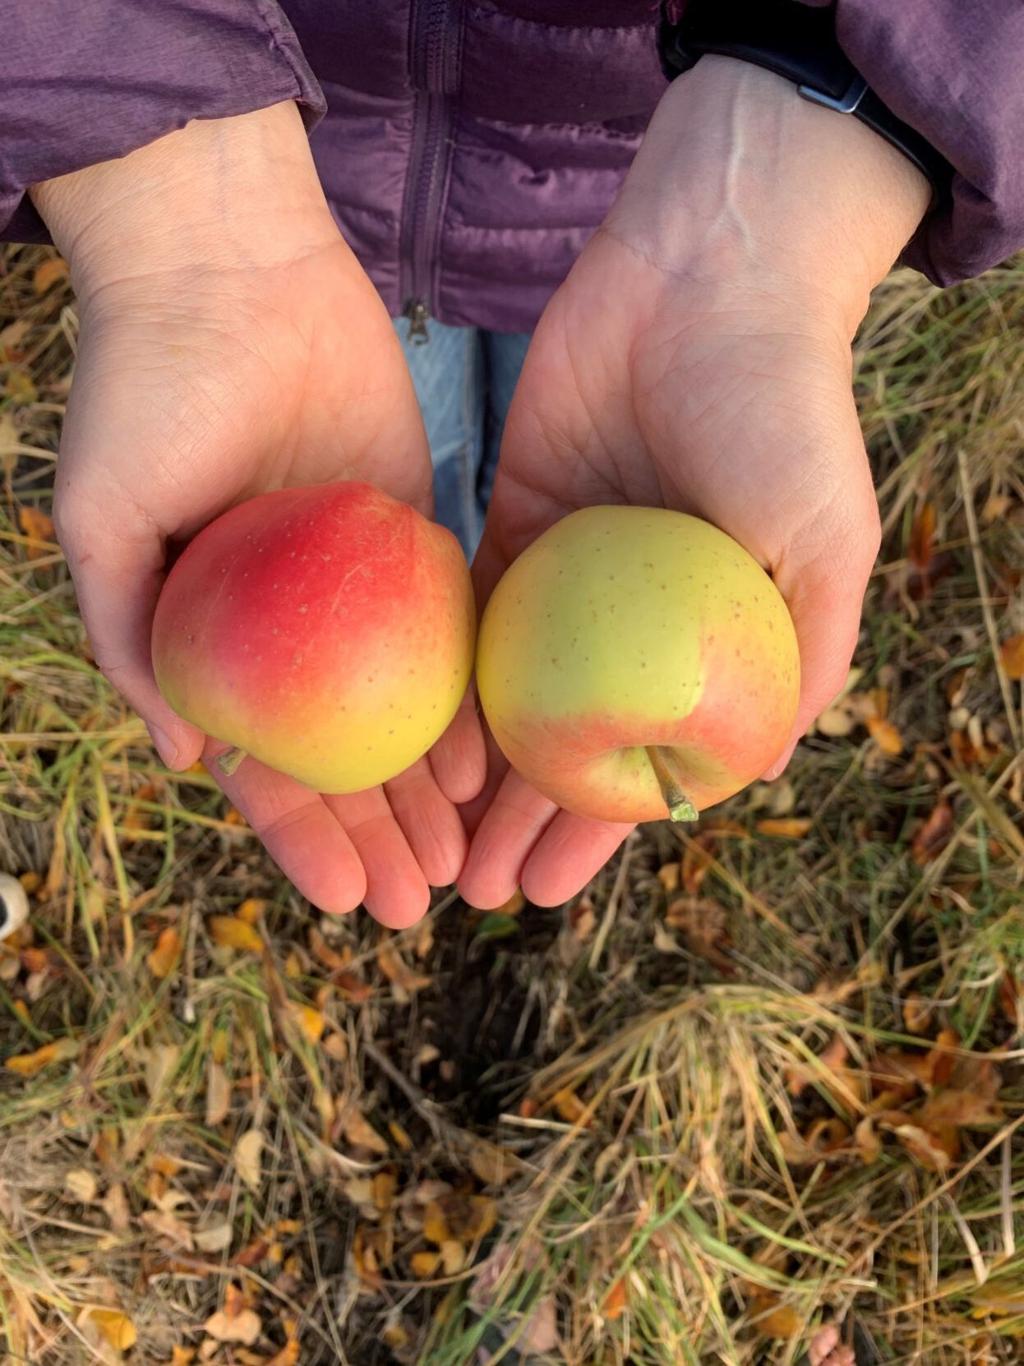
799, 0, 1024, 284
0, 0, 326, 245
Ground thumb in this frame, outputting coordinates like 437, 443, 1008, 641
54, 483, 205, 769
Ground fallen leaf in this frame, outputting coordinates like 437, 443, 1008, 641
604, 1277, 629, 1320
103, 1183, 131, 1233
778, 1117, 852, 1166
209, 915, 263, 953
664, 897, 735, 973
888, 1118, 959, 1172
785, 1035, 851, 1101
171, 1348, 197, 1365
204, 1308, 262, 1346
146, 927, 182, 980
342, 1108, 389, 1155
750, 1293, 804, 1340
681, 834, 715, 894
521, 1294, 558, 1353
77, 1307, 137, 1353
999, 971, 1020, 1027
909, 501, 937, 570
289, 1003, 325, 1045
33, 256, 68, 293
496, 889, 525, 917
377, 940, 431, 997
468, 1140, 519, 1188
333, 970, 374, 1003
141, 1208, 194, 1249
903, 995, 934, 1035
144, 1044, 181, 1100
552, 1087, 589, 1126
5, 371, 38, 405
64, 1168, 98, 1203
373, 1170, 397, 1213
382, 1323, 408, 1351
756, 818, 812, 839
911, 800, 954, 866
236, 898, 267, 925
440, 1239, 465, 1274
233, 1130, 264, 1191
999, 634, 1024, 680
195, 1222, 233, 1253
657, 861, 680, 893
206, 1060, 231, 1127
5, 1036, 79, 1077
411, 1249, 440, 1278
388, 1120, 413, 1151
867, 716, 904, 756
423, 1192, 498, 1246
816, 702, 857, 737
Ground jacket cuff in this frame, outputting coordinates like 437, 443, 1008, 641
1, 0, 326, 245
799, 0, 1024, 285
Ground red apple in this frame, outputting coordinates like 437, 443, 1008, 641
152, 482, 475, 791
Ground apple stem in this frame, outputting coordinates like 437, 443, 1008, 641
216, 746, 248, 777
645, 746, 699, 823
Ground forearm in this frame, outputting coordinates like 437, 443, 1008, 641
607, 55, 931, 335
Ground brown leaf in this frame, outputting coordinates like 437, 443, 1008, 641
909, 501, 937, 570
999, 634, 1024, 680
889, 1119, 959, 1172
902, 995, 934, 1035
5, 371, 38, 405
194, 1222, 233, 1253
209, 915, 263, 953
785, 1035, 853, 1102
203, 1307, 262, 1345
5, 1035, 79, 1077
17, 505, 55, 560
33, 256, 68, 293
205, 1060, 231, 1128
143, 1044, 180, 1100
141, 1209, 194, 1250
423, 1191, 497, 1246
656, 861, 680, 893
341, 1108, 389, 1155
748, 1291, 803, 1340
681, 834, 716, 894
388, 1120, 413, 1151
146, 927, 182, 980
233, 1129, 264, 1191
377, 940, 431, 997
664, 897, 735, 974
999, 971, 1020, 1026
911, 800, 954, 866
467, 1140, 519, 1188
867, 716, 904, 756
756, 817, 812, 839
372, 1170, 397, 1214
333, 971, 374, 1003
103, 1183, 131, 1233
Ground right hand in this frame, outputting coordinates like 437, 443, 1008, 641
33, 101, 485, 927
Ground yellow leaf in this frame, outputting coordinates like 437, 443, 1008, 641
236, 898, 267, 925
604, 1277, 629, 1320
496, 889, 525, 916
5, 371, 38, 405
440, 1239, 465, 1274
290, 1003, 325, 1045
78, 1307, 137, 1352
1000, 633, 1024, 680
372, 1170, 397, 1213
266, 1337, 301, 1366
411, 1250, 440, 1278
209, 915, 263, 952
388, 1119, 413, 1151
171, 1349, 196, 1365
233, 1129, 264, 1191
751, 1296, 804, 1339
552, 1087, 589, 1125
203, 1307, 262, 1345
867, 716, 904, 756
756, 818, 813, 839
17, 504, 55, 560
33, 256, 68, 293
5, 1035, 79, 1077
342, 1108, 389, 1155
146, 927, 182, 980
205, 1060, 231, 1128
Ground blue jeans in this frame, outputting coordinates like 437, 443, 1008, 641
395, 318, 531, 558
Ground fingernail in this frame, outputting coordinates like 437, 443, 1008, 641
148, 723, 178, 767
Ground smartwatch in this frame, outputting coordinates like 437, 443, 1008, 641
659, 0, 951, 206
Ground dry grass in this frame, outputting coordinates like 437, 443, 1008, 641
1, 243, 1023, 1365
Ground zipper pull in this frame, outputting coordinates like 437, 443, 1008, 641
404, 299, 430, 345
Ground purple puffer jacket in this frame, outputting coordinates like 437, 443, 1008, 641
2, 2, 1023, 333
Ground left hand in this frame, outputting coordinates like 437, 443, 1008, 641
458, 56, 929, 909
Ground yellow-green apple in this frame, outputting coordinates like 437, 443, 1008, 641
152, 482, 475, 792
476, 506, 799, 822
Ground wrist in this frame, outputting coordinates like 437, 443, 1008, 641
606, 55, 930, 338
30, 101, 340, 305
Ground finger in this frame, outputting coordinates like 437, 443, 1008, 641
428, 688, 487, 804
55, 491, 204, 769
457, 727, 509, 839
323, 788, 430, 929
207, 742, 367, 915
458, 769, 559, 909
520, 812, 634, 907
384, 756, 467, 887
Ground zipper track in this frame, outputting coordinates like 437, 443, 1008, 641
400, 0, 461, 331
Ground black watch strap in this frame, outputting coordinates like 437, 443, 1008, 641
659, 0, 951, 205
